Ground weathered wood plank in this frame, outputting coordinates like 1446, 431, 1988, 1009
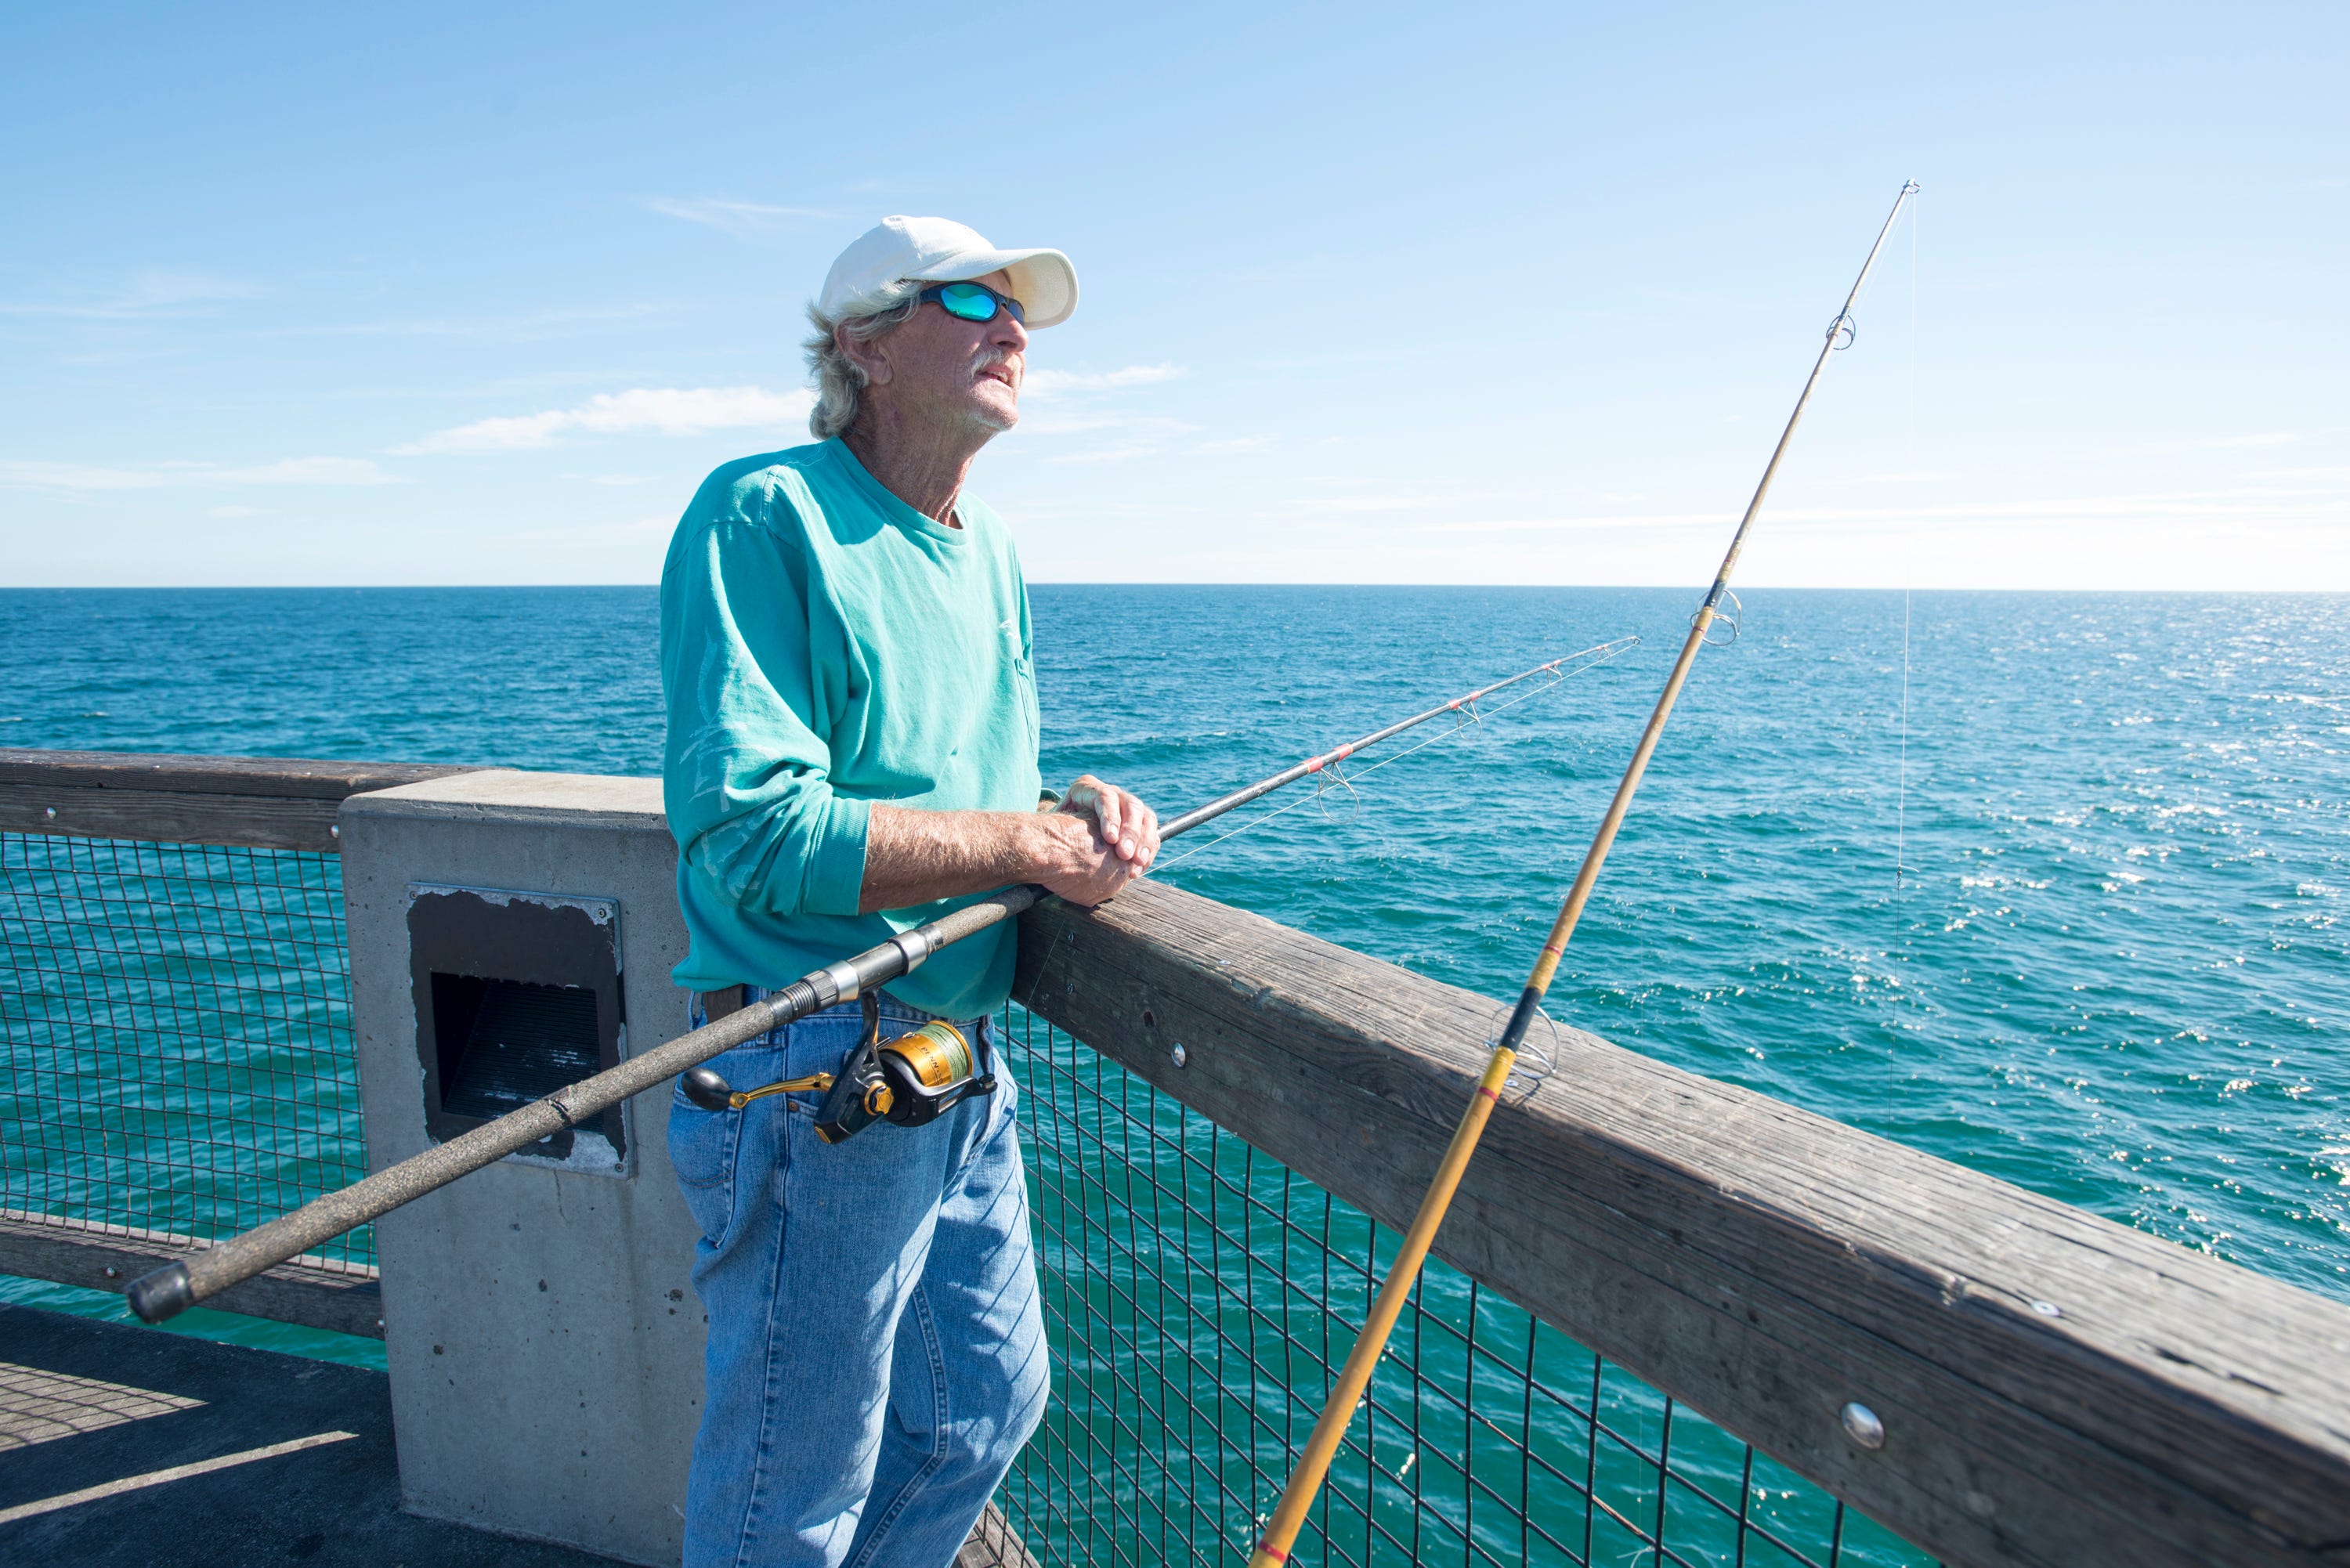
0, 782, 351, 852
0, 750, 471, 798
0, 1211, 384, 1340
0, 750, 478, 851
953, 1501, 1043, 1568
1014, 880, 2350, 1568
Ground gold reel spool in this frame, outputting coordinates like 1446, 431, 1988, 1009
879, 1021, 974, 1095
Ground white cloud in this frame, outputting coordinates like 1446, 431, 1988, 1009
2189, 432, 2296, 450
399, 386, 814, 454
1419, 511, 1725, 533
1043, 444, 1171, 466
0, 456, 397, 491
232, 457, 396, 486
1028, 419, 1200, 461
208, 504, 262, 518
1415, 482, 2350, 536
0, 270, 257, 320
1294, 495, 1438, 512
504, 513, 678, 545
60, 461, 175, 489
1021, 363, 1184, 397
1010, 363, 1192, 460
647, 197, 835, 235
286, 302, 678, 341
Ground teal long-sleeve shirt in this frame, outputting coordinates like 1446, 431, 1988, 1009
660, 437, 1043, 1020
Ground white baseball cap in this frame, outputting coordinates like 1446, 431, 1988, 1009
817, 215, 1079, 330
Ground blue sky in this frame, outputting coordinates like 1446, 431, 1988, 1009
2, 2, 2344, 589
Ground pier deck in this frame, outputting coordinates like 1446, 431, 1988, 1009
0, 1303, 629, 1567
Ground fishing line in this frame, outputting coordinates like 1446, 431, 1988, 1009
1152, 638, 1638, 873
125, 643, 1642, 1324
1897, 589, 1911, 893
1246, 180, 1922, 1568
1896, 189, 1920, 895
1310, 757, 1364, 828
1155, 678, 1545, 869
1909, 187, 1919, 451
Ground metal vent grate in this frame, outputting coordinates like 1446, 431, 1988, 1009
435, 977, 598, 1121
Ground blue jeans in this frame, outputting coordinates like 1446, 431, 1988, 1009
669, 991, 1047, 1568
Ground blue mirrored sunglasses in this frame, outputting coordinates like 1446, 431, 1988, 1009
920, 280, 1025, 325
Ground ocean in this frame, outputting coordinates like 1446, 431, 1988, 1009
3, 581, 2345, 1314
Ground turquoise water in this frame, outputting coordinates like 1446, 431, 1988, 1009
3, 583, 2345, 1311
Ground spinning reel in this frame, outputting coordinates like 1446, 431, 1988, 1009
680, 992, 996, 1145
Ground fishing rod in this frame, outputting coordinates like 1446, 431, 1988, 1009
1246, 179, 1922, 1568
127, 637, 1638, 1326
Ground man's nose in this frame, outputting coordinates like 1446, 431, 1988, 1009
989, 311, 1027, 353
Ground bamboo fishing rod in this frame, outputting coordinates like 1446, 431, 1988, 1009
127, 638, 1637, 1326
1246, 179, 1922, 1568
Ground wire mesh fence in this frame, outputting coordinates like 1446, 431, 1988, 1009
999, 1006, 1931, 1568
0, 832, 373, 1274
1, 826, 1925, 1564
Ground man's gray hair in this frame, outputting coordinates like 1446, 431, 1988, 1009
803, 280, 927, 440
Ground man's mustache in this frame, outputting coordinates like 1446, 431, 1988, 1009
971, 349, 1019, 389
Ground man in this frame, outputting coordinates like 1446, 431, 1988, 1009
659, 216, 1161, 1566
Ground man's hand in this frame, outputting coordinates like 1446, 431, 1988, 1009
1058, 775, 1160, 870
1029, 776, 1160, 907
1025, 813, 1141, 906
856, 778, 1162, 914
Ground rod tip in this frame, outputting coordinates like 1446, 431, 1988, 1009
125, 1261, 194, 1324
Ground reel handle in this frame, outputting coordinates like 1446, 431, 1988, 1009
682, 1064, 837, 1112
682, 1067, 736, 1113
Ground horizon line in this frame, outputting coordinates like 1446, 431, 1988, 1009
4, 582, 2350, 596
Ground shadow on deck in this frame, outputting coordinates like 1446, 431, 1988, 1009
0, 1302, 630, 1567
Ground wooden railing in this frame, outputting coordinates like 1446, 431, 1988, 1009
0, 751, 479, 1339
1013, 880, 2350, 1568
0, 749, 472, 852
0, 1212, 387, 1339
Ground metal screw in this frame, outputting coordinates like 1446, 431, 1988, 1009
1170, 1042, 1188, 1068
44, 807, 56, 819
1840, 1401, 1885, 1450
330, 824, 340, 839
2030, 1299, 2062, 1319
103, 1266, 120, 1279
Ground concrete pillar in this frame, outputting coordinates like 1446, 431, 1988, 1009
340, 771, 701, 1567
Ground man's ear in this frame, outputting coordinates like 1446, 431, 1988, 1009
837, 324, 894, 387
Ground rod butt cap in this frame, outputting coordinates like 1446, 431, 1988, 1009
125, 1261, 193, 1324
